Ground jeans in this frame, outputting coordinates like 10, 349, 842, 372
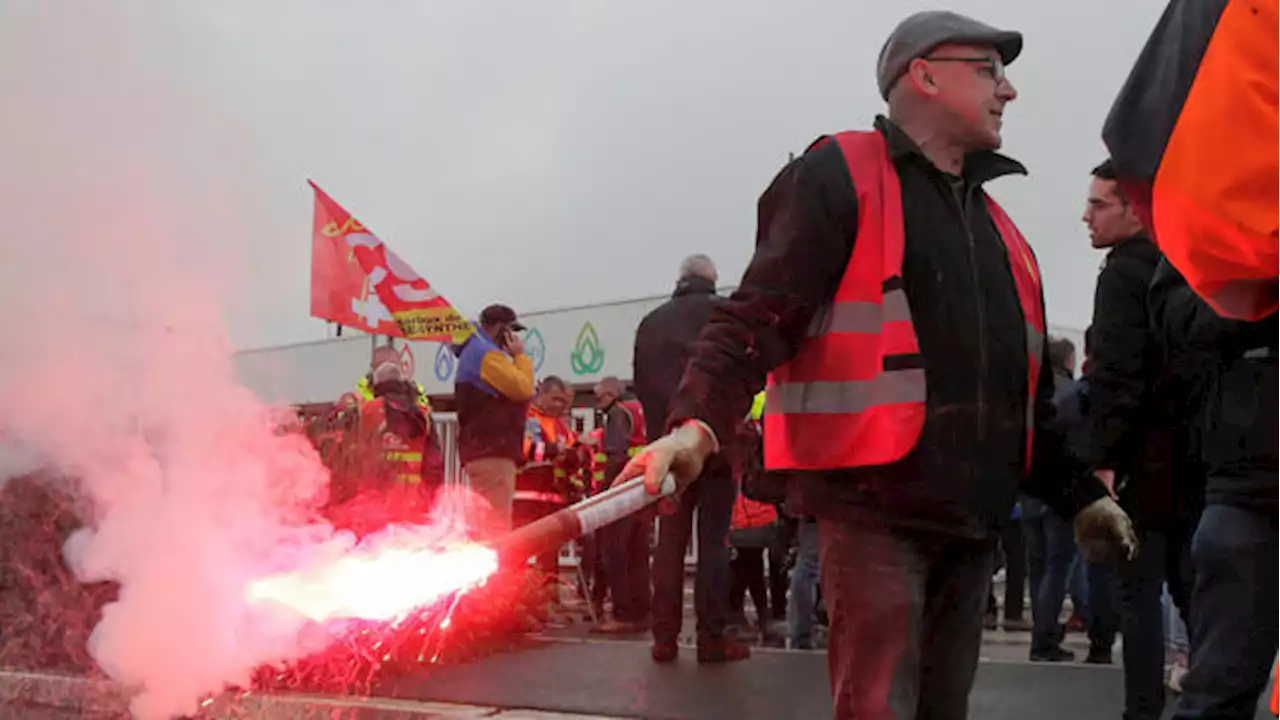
819, 519, 995, 720
1066, 551, 1089, 620
1174, 505, 1278, 720
1028, 502, 1076, 653
1001, 518, 1027, 620
1162, 583, 1188, 656
651, 470, 735, 645
601, 514, 652, 624
788, 519, 821, 649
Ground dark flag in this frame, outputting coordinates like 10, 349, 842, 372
1102, 0, 1277, 320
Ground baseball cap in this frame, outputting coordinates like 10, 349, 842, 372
479, 303, 526, 332
876, 11, 1023, 99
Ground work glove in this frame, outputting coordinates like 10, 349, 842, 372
1074, 495, 1139, 563
612, 422, 717, 512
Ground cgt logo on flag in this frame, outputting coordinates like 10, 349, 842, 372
308, 180, 475, 344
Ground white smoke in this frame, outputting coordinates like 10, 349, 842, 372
0, 3, 355, 717
0, 263, 345, 720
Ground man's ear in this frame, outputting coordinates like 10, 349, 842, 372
905, 58, 938, 96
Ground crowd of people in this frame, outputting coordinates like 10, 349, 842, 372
302, 5, 1276, 719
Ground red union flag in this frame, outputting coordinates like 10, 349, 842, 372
309, 180, 474, 342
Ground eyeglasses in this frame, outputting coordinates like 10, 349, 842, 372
923, 55, 1006, 83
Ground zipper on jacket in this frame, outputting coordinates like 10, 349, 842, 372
944, 180, 988, 441
964, 187, 988, 441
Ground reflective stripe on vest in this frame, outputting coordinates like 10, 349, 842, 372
384, 450, 423, 484
805, 287, 913, 336
765, 369, 926, 415
763, 130, 1045, 472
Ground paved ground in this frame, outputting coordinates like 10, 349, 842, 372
381, 636, 1208, 720
1, 571, 1272, 719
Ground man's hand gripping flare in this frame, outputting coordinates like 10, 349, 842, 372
612, 421, 718, 512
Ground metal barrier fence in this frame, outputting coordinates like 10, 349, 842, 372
430, 411, 697, 568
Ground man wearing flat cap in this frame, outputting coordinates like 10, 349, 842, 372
619, 11, 1138, 718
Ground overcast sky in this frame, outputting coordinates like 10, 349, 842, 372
0, 1, 1166, 351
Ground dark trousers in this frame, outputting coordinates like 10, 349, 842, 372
730, 546, 769, 621
513, 500, 562, 604
579, 535, 607, 608
1027, 502, 1077, 653
819, 518, 995, 720
601, 514, 651, 623
768, 518, 793, 620
652, 470, 735, 645
1118, 527, 1193, 720
1174, 505, 1278, 720
1085, 558, 1119, 654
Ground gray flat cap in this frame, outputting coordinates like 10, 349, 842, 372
876, 11, 1023, 99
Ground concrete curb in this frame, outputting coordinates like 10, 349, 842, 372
0, 669, 630, 719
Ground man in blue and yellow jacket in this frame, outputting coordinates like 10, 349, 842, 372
453, 303, 536, 535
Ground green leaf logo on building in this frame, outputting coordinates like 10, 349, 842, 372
570, 321, 606, 376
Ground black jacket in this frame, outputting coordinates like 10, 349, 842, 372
667, 116, 1105, 537
1084, 235, 1177, 526
1149, 260, 1277, 517
633, 275, 722, 443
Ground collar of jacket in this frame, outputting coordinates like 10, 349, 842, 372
874, 115, 1027, 186
1112, 232, 1155, 251
1106, 232, 1160, 264
673, 275, 716, 298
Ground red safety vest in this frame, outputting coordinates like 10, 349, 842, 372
763, 131, 1045, 472
618, 400, 648, 454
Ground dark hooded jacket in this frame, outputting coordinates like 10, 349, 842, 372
1149, 259, 1276, 518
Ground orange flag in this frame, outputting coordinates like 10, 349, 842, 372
309, 181, 473, 343
1103, 0, 1278, 320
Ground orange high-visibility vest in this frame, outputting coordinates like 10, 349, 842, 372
359, 398, 424, 484
518, 405, 577, 505
763, 131, 1046, 472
